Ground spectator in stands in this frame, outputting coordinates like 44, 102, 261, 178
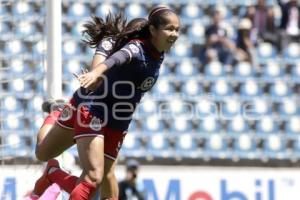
245, 0, 279, 49
277, 0, 300, 51
200, 7, 235, 65
235, 18, 257, 66
118, 159, 145, 200
27, 17, 148, 200
31, 6, 180, 200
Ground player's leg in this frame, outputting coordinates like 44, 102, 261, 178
69, 136, 104, 199
100, 158, 118, 199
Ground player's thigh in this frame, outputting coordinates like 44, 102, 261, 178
77, 136, 105, 185
35, 124, 74, 161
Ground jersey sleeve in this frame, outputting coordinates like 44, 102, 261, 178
103, 40, 141, 69
95, 38, 114, 57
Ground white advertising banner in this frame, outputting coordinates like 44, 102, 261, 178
0, 165, 300, 200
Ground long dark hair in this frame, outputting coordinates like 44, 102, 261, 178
111, 6, 176, 54
82, 12, 127, 48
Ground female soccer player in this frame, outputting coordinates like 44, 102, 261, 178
33, 5, 180, 200
28, 16, 147, 200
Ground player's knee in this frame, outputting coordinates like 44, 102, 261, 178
103, 170, 116, 182
85, 168, 104, 186
35, 146, 51, 161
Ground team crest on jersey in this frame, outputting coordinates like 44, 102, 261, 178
101, 40, 112, 51
89, 116, 102, 131
59, 106, 72, 121
139, 77, 155, 91
128, 44, 139, 54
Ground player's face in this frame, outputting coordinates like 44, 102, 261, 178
151, 13, 180, 52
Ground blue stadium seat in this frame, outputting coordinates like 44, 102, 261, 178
166, 98, 193, 118
0, 21, 10, 40
255, 117, 279, 135
292, 136, 300, 158
227, 117, 250, 134
121, 133, 144, 157
95, 3, 118, 19
4, 40, 27, 56
10, 59, 32, 75
283, 43, 300, 64
14, 21, 37, 37
210, 80, 233, 100
32, 40, 46, 57
285, 117, 300, 135
186, 22, 205, 44
124, 3, 147, 20
261, 62, 284, 81
67, 2, 89, 20
174, 134, 199, 158
175, 59, 198, 78
278, 99, 299, 119
246, 99, 271, 119
2, 114, 25, 131
2, 96, 22, 113
269, 81, 291, 100
71, 21, 85, 38
181, 3, 203, 22
63, 59, 82, 76
151, 78, 175, 98
233, 61, 255, 81
30, 113, 45, 132
220, 99, 241, 118
181, 79, 202, 97
256, 42, 277, 63
135, 97, 157, 118
204, 61, 225, 80
146, 133, 171, 158
62, 40, 82, 58
159, 63, 171, 77
195, 99, 218, 118
63, 78, 80, 98
12, 1, 34, 18
263, 135, 287, 159
239, 80, 263, 100
3, 134, 31, 158
232, 134, 258, 159
204, 134, 228, 159
8, 78, 33, 98
169, 117, 193, 134
27, 95, 44, 114
197, 117, 221, 134
141, 116, 165, 133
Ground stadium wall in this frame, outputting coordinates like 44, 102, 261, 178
1, 166, 300, 200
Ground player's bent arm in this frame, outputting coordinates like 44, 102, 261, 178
91, 54, 107, 71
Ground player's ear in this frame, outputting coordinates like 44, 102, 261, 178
149, 25, 156, 37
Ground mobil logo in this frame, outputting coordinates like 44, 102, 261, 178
143, 178, 275, 200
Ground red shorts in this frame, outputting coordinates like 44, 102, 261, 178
42, 99, 127, 160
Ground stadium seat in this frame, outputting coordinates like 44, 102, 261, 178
95, 3, 118, 19
159, 63, 171, 77
151, 78, 175, 98
4, 40, 26, 56
263, 134, 287, 159
220, 99, 241, 118
175, 59, 198, 78
0, 21, 10, 40
291, 63, 300, 82
146, 133, 171, 158
195, 99, 218, 118
124, 3, 147, 20
121, 133, 144, 157
204, 61, 225, 80
2, 113, 25, 131
169, 117, 193, 134
62, 40, 82, 58
14, 20, 37, 37
181, 3, 203, 22
63, 78, 80, 98
283, 43, 300, 64
2, 96, 22, 113
63, 59, 82, 76
256, 42, 277, 63
261, 61, 284, 82
210, 79, 233, 100
8, 78, 33, 98
285, 117, 300, 135
278, 99, 299, 119
67, 2, 89, 20
166, 98, 193, 118
27, 95, 44, 114
135, 97, 157, 118
9, 59, 31, 76
186, 21, 205, 44
227, 117, 250, 134
174, 134, 199, 158
204, 134, 228, 159
12, 1, 34, 18
71, 20, 86, 38
197, 117, 221, 134
245, 99, 271, 119
169, 36, 192, 58
2, 134, 31, 158
232, 134, 258, 159
239, 80, 263, 100
141, 116, 165, 133
269, 81, 291, 100
233, 61, 255, 81
255, 117, 279, 135
181, 79, 202, 97
30, 113, 45, 132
